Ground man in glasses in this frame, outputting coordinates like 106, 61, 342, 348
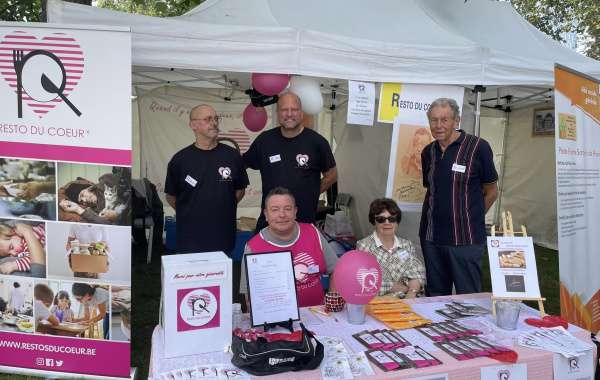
239, 187, 338, 307
243, 92, 337, 232
419, 98, 498, 296
165, 104, 249, 255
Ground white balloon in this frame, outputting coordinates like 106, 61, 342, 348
289, 76, 323, 115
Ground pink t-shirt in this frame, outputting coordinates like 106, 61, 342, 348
248, 223, 326, 307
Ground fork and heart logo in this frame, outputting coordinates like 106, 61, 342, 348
2, 30, 84, 118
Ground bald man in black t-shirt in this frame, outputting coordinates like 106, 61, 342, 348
243, 92, 337, 232
165, 105, 249, 254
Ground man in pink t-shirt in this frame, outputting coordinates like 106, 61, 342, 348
240, 187, 338, 307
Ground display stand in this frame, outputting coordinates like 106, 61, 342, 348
490, 211, 546, 316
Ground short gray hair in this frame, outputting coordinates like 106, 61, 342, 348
427, 98, 460, 120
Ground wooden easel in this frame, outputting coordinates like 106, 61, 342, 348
490, 211, 546, 316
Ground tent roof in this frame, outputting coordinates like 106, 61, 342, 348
47, 0, 600, 87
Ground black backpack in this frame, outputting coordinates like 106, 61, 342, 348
231, 324, 323, 376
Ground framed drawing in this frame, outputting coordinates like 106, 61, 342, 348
532, 108, 555, 136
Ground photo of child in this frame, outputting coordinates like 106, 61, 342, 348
34, 280, 110, 340
0, 219, 46, 278
50, 290, 74, 323
57, 164, 131, 226
0, 159, 56, 220
46, 222, 130, 282
34, 283, 59, 330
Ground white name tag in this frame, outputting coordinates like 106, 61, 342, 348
185, 175, 197, 187
269, 154, 281, 163
307, 264, 320, 274
398, 250, 409, 261
452, 163, 466, 173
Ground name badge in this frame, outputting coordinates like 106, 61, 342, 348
452, 163, 466, 173
185, 175, 197, 187
307, 264, 320, 274
398, 250, 409, 261
269, 154, 281, 163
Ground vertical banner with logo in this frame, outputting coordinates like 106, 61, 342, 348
382, 84, 464, 210
554, 64, 600, 332
0, 23, 131, 378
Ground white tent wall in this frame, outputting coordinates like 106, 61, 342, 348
498, 105, 558, 249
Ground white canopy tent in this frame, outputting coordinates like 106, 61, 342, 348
48, 0, 600, 249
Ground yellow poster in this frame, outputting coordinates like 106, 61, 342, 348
377, 83, 402, 123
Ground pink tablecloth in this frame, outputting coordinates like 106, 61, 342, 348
150, 293, 598, 379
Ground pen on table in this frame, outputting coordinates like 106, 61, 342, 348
310, 307, 339, 322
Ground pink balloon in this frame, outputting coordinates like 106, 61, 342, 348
252, 73, 290, 96
333, 250, 382, 304
243, 104, 268, 132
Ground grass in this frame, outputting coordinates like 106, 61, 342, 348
0, 243, 560, 379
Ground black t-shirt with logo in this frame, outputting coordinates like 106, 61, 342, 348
165, 143, 249, 254
243, 127, 336, 225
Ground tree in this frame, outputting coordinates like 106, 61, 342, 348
96, 0, 204, 17
0, 0, 42, 22
508, 0, 600, 59
0, 0, 91, 22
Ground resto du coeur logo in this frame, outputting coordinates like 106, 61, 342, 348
179, 288, 218, 327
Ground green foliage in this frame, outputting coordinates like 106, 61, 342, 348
96, 0, 204, 17
0, 0, 42, 22
508, 0, 600, 59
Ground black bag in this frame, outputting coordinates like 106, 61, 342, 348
231, 324, 324, 376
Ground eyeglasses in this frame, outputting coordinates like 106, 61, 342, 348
374, 215, 398, 224
191, 116, 220, 124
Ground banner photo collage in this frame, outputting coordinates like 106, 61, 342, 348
0, 23, 132, 378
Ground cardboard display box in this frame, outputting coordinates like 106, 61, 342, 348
70, 254, 109, 273
161, 251, 232, 358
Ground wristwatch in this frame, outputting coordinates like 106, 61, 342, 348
393, 291, 405, 298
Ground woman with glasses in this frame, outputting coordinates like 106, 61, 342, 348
357, 198, 425, 298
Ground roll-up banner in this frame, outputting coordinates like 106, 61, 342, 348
554, 64, 600, 332
0, 22, 132, 378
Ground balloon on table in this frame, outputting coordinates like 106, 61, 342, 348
251, 73, 290, 96
332, 250, 382, 304
289, 76, 323, 115
242, 104, 268, 132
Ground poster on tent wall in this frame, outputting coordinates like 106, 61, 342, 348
137, 91, 265, 210
554, 64, 600, 333
384, 84, 464, 211
0, 23, 131, 378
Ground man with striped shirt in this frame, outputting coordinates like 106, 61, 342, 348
419, 98, 498, 296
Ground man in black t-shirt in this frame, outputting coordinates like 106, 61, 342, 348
244, 92, 337, 231
165, 105, 249, 254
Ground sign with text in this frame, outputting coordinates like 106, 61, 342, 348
486, 236, 541, 298
555, 64, 600, 332
0, 22, 131, 166
0, 23, 131, 378
384, 84, 464, 210
347, 80, 375, 126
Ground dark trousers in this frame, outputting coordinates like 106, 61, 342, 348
421, 239, 484, 296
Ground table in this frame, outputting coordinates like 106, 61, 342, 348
149, 293, 597, 379
36, 321, 88, 337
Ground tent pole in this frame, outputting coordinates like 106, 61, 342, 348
473, 85, 485, 137
495, 95, 512, 226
